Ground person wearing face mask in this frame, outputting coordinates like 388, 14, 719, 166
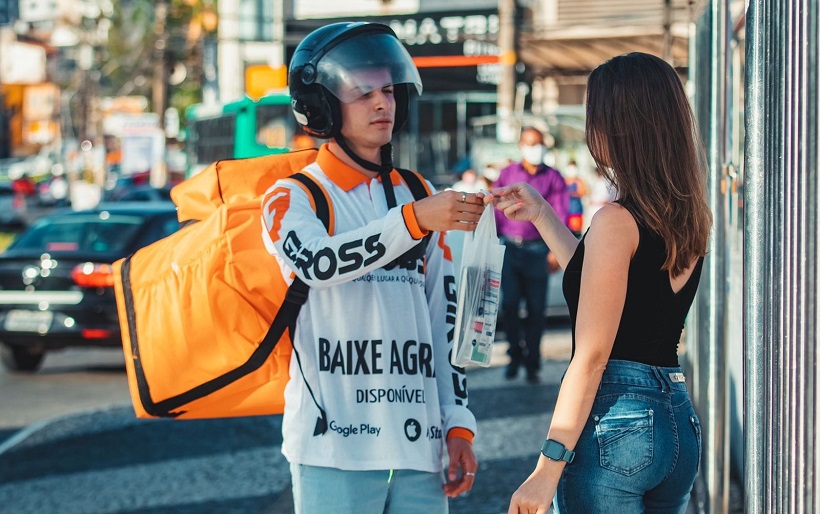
494, 127, 569, 384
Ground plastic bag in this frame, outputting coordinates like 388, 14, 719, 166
451, 205, 506, 367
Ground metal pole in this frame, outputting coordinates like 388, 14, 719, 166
744, 2, 778, 513
0, 23, 8, 159
153, 0, 168, 130
745, 1, 820, 513
496, 0, 516, 143
457, 92, 467, 161
272, 0, 284, 68
662, 0, 672, 63
700, 1, 731, 512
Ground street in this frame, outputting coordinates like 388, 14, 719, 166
0, 319, 730, 514
0, 348, 129, 435
0, 323, 575, 513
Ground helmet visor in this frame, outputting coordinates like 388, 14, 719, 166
315, 33, 423, 104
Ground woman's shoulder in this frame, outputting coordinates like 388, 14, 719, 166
585, 203, 640, 258
589, 202, 636, 229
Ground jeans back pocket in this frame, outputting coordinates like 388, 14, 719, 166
594, 408, 654, 476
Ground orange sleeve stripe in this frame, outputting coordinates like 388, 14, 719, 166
284, 176, 335, 236
446, 427, 474, 444
401, 203, 429, 240
437, 233, 453, 262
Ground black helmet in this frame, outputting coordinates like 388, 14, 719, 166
289, 22, 422, 139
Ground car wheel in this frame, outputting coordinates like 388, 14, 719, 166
0, 344, 45, 372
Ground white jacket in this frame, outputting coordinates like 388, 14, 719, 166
261, 145, 476, 472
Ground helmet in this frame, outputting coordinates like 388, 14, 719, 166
289, 22, 422, 139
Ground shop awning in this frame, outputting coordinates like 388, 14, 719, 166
518, 0, 693, 76
520, 28, 689, 76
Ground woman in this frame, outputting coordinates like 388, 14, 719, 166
489, 52, 712, 513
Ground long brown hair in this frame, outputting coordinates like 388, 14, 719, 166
585, 52, 712, 277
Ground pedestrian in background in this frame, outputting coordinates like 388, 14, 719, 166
494, 127, 569, 384
261, 22, 482, 514
452, 168, 489, 193
489, 52, 712, 513
587, 166, 618, 223
563, 159, 588, 237
482, 163, 501, 188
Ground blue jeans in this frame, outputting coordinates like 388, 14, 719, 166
500, 238, 549, 373
554, 360, 702, 514
290, 463, 447, 514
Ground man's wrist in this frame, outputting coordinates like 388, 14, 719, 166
446, 427, 474, 444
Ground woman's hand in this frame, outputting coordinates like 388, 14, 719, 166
413, 190, 486, 232
487, 183, 548, 224
507, 468, 557, 514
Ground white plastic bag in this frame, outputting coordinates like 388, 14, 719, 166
451, 205, 506, 367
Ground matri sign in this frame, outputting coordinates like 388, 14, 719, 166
295, 0, 419, 19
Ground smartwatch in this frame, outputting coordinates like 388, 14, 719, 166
540, 439, 575, 463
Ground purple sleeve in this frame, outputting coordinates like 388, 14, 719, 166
493, 166, 512, 231
545, 170, 570, 226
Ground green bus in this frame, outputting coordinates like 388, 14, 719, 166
184, 92, 296, 177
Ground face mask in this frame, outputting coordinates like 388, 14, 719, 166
521, 144, 547, 165
483, 167, 499, 182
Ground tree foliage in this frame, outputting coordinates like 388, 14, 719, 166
102, 0, 215, 114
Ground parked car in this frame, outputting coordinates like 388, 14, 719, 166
109, 185, 173, 203
0, 203, 180, 371
103, 171, 181, 203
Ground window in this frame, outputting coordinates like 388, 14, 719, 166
239, 0, 273, 42
256, 103, 292, 149
190, 114, 236, 165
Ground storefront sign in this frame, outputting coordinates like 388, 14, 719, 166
286, 10, 500, 91
389, 14, 499, 46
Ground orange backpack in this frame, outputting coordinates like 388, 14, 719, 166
112, 149, 430, 420
112, 149, 323, 419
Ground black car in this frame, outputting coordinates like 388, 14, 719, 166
106, 185, 174, 203
0, 203, 180, 371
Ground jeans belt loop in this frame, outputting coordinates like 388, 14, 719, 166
651, 367, 667, 392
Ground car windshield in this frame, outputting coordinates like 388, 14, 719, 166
8, 214, 145, 254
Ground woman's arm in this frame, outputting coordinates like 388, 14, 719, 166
506, 204, 639, 514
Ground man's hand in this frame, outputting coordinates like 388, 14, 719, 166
442, 437, 478, 498
413, 190, 485, 232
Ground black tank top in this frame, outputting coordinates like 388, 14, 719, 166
562, 216, 704, 367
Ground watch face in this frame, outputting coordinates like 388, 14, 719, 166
542, 440, 564, 459
541, 439, 574, 463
